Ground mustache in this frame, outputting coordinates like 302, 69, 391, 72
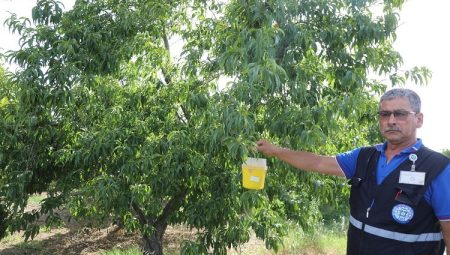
384, 127, 401, 132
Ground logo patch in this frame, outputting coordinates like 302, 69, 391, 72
392, 204, 414, 224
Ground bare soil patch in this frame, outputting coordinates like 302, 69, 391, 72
0, 215, 138, 255
0, 219, 204, 255
0, 197, 340, 255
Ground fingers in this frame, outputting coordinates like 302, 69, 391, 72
256, 139, 267, 147
255, 140, 266, 150
256, 139, 272, 156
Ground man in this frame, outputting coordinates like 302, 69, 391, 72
256, 88, 450, 255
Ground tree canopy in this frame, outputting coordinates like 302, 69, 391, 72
0, 0, 430, 254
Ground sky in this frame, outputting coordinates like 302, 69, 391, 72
1, 0, 449, 152
394, 0, 450, 152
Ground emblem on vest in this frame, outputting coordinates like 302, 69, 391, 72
392, 204, 414, 224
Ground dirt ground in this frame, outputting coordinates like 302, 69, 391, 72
0, 210, 137, 255
0, 219, 204, 255
0, 203, 261, 255
0, 224, 334, 255
0, 199, 338, 255
0, 221, 272, 255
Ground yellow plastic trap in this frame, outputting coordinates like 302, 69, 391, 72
242, 157, 267, 190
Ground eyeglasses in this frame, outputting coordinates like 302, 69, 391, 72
378, 110, 416, 121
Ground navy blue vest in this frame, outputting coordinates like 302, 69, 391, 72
347, 146, 449, 255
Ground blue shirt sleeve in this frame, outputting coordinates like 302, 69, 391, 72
336, 147, 362, 179
425, 163, 450, 221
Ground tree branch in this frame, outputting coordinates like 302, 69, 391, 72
154, 189, 187, 239
161, 25, 172, 85
131, 201, 149, 227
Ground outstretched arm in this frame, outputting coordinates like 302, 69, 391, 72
256, 140, 345, 177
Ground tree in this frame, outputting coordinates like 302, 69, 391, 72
443, 149, 450, 157
0, 64, 11, 240
1, 0, 431, 254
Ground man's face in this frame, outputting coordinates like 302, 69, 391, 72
378, 97, 423, 146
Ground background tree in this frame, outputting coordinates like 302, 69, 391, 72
1, 0, 430, 254
442, 149, 450, 157
0, 64, 12, 240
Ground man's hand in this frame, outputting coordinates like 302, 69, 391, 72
256, 139, 282, 157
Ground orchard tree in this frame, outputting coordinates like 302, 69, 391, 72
1, 0, 431, 254
443, 149, 450, 157
0, 64, 11, 239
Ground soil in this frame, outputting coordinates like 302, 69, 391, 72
0, 199, 138, 255
0, 218, 266, 255
0, 198, 338, 255
0, 223, 331, 255
0, 214, 199, 255
0, 200, 244, 255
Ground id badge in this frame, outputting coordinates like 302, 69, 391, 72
399, 170, 426, 185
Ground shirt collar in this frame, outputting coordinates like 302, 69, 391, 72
375, 138, 423, 154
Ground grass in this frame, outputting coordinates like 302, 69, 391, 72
296, 227, 347, 255
14, 240, 44, 251
0, 225, 53, 248
0, 194, 56, 250
0, 237, 51, 255
102, 246, 141, 255
0, 232, 22, 245
277, 218, 347, 255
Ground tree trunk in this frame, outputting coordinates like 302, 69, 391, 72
133, 190, 187, 255
141, 223, 166, 255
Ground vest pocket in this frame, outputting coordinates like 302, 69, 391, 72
394, 186, 419, 206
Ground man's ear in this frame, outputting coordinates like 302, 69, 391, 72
415, 112, 424, 128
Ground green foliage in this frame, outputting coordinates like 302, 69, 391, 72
102, 246, 143, 255
0, 0, 429, 254
442, 149, 450, 157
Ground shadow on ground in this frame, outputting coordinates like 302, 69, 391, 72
0, 224, 139, 255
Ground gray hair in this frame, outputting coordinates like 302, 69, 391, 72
380, 88, 421, 112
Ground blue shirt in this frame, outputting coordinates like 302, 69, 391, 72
336, 139, 450, 221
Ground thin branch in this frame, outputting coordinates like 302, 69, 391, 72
131, 201, 150, 227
